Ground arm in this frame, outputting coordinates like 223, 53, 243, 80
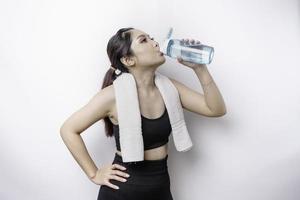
59, 131, 98, 179
59, 85, 114, 180
170, 66, 226, 117
193, 65, 227, 115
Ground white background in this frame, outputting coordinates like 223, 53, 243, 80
1, 0, 299, 199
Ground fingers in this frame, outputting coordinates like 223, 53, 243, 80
111, 169, 130, 178
104, 179, 120, 190
102, 163, 130, 190
111, 164, 129, 177
111, 163, 127, 170
177, 56, 183, 62
181, 38, 201, 45
109, 174, 128, 183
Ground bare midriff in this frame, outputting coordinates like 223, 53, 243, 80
116, 143, 168, 161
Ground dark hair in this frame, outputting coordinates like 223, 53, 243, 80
101, 27, 134, 137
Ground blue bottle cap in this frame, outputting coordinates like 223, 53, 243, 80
161, 38, 172, 55
161, 27, 173, 55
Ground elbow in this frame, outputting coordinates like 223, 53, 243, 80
60, 125, 67, 137
213, 109, 227, 117
219, 111, 227, 117
59, 126, 75, 143
60, 124, 80, 137
60, 121, 67, 134
60, 124, 71, 137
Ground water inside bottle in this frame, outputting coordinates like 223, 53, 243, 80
168, 40, 214, 64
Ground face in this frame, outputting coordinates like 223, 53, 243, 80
121, 29, 165, 69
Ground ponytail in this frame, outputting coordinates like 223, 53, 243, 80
100, 27, 134, 137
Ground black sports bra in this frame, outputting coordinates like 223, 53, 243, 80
113, 106, 172, 151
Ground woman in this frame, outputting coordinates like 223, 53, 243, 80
60, 27, 226, 200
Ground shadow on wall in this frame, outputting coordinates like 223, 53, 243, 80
225, 153, 300, 200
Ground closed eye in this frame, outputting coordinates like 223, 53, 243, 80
141, 37, 155, 43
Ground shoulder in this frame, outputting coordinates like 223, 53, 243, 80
89, 84, 116, 117
60, 84, 117, 134
104, 84, 116, 95
101, 84, 116, 113
96, 84, 115, 100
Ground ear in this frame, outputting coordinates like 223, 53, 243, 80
120, 56, 135, 67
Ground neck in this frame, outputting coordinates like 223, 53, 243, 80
130, 69, 157, 92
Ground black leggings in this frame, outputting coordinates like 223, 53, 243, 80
97, 152, 173, 200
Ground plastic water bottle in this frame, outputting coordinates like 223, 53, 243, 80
161, 28, 214, 65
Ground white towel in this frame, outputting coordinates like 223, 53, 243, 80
113, 71, 193, 163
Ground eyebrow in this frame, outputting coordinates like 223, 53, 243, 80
136, 34, 150, 40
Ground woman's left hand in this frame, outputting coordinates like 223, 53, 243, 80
177, 38, 207, 70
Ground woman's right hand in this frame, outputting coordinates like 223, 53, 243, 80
90, 163, 130, 190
